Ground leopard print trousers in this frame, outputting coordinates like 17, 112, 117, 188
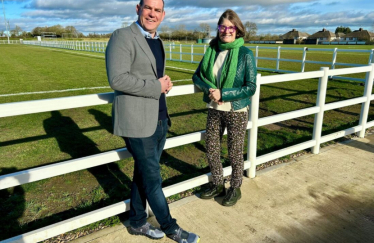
205, 108, 248, 188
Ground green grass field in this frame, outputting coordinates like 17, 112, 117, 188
0, 44, 373, 241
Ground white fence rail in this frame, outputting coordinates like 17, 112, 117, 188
22, 40, 108, 53
165, 44, 374, 83
21, 41, 374, 83
0, 40, 20, 44
1, 64, 374, 242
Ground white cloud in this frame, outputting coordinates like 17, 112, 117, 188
1, 0, 373, 35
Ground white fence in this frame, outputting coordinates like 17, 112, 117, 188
0, 40, 20, 44
22, 40, 107, 53
1, 64, 373, 243
164, 44, 374, 83
21, 41, 374, 83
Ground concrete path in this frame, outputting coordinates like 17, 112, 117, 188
74, 133, 374, 243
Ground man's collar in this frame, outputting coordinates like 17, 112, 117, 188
135, 21, 160, 39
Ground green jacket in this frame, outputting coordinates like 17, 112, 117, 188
192, 46, 257, 111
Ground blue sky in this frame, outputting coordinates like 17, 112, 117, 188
1, 0, 373, 35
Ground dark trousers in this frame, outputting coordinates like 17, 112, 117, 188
123, 119, 177, 234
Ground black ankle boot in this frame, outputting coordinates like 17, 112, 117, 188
222, 187, 241, 206
200, 184, 225, 199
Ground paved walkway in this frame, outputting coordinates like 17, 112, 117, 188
74, 133, 374, 243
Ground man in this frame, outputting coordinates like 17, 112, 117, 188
105, 0, 200, 242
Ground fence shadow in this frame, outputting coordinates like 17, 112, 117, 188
340, 134, 374, 154
0, 167, 27, 241
0, 111, 137, 240
43, 110, 132, 192
88, 109, 113, 134
275, 194, 374, 242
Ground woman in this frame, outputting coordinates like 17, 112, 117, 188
192, 9, 257, 206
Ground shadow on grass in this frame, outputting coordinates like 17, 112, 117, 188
0, 108, 206, 149
169, 108, 207, 118
160, 151, 207, 187
1, 111, 372, 240
88, 109, 113, 133
0, 126, 102, 148
43, 110, 132, 193
0, 167, 27, 241
0, 111, 134, 241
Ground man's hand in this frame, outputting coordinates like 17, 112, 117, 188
165, 75, 173, 94
209, 88, 222, 105
159, 75, 171, 94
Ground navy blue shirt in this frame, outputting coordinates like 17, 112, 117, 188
145, 38, 167, 121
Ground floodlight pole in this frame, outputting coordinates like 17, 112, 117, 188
1, 0, 10, 44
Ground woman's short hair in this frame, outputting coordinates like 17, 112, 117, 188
211, 9, 246, 46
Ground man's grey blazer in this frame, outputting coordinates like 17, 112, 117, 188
106, 22, 169, 138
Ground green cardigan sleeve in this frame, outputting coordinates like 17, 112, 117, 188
221, 48, 257, 102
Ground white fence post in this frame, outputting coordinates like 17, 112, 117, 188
301, 47, 307, 72
191, 44, 194, 63
255, 46, 259, 67
247, 74, 261, 178
358, 63, 374, 137
180, 44, 182, 61
331, 48, 338, 70
276, 46, 281, 71
312, 67, 329, 154
169, 43, 172, 60
369, 49, 374, 64
204, 44, 206, 54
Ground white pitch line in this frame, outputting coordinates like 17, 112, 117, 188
0, 79, 193, 97
29, 46, 105, 58
172, 79, 192, 83
165, 66, 195, 72
29, 47, 198, 72
0, 87, 110, 97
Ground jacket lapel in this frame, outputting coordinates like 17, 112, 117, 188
130, 23, 158, 77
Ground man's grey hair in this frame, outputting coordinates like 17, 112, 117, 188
139, 0, 165, 9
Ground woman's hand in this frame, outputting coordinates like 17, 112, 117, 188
209, 88, 223, 105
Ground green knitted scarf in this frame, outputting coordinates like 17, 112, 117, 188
200, 37, 244, 89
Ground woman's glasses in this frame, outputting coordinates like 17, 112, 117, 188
218, 25, 237, 33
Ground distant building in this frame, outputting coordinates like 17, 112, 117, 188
335, 32, 346, 41
343, 28, 374, 41
281, 29, 310, 40
308, 28, 339, 41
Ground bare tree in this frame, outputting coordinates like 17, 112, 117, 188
160, 25, 170, 33
199, 23, 210, 38
66, 26, 78, 35
177, 24, 186, 32
159, 25, 172, 40
244, 21, 257, 40
10, 25, 22, 37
